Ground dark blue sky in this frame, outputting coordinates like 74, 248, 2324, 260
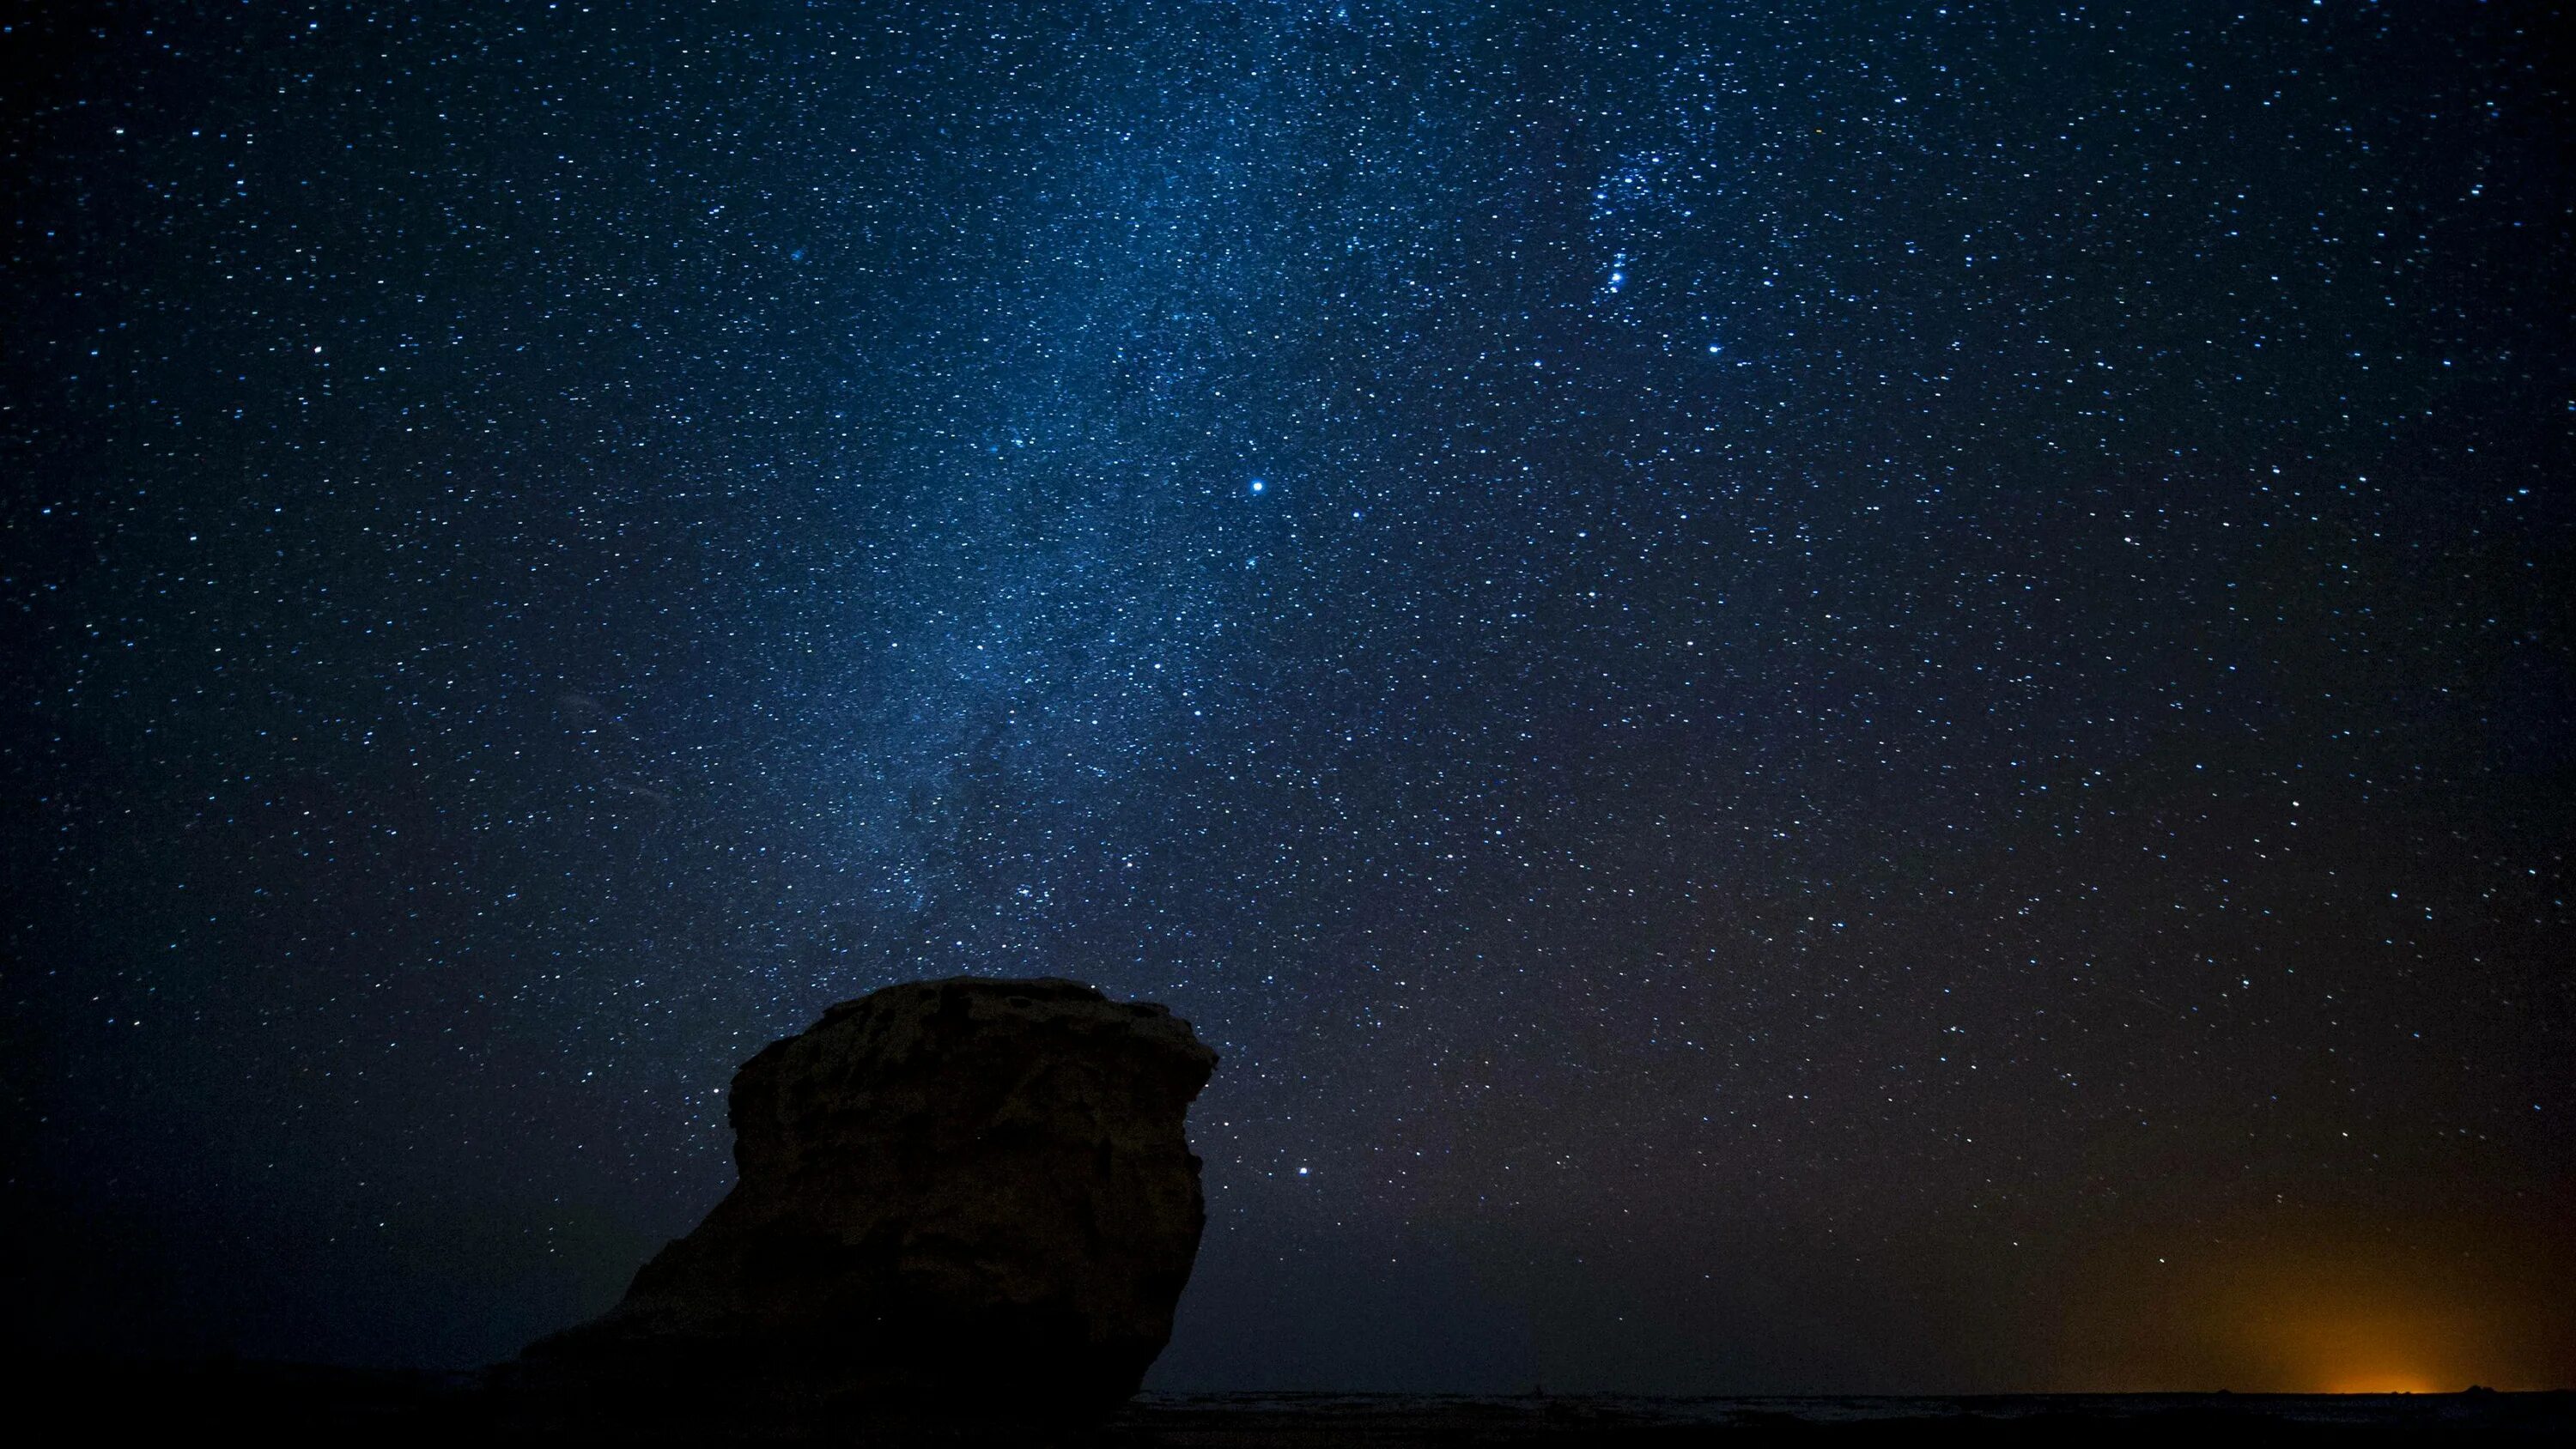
4, 0, 2571, 1391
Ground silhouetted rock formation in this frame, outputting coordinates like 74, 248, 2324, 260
518, 978, 1218, 1435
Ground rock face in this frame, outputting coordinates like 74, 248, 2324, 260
523, 978, 1218, 1430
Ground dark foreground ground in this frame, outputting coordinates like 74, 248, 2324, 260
1114, 1389, 2573, 1445
8, 1359, 2569, 1445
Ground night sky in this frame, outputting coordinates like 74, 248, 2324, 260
5, 0, 2572, 1395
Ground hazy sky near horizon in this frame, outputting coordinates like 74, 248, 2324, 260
4, 0, 2570, 1391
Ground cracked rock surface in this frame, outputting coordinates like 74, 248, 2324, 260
521, 977, 1218, 1433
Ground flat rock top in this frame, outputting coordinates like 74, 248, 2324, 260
726, 977, 1218, 1164
794, 976, 1215, 1064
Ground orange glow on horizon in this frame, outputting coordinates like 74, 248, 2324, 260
2054, 1211, 2573, 1393
2255, 1304, 2460, 1395
2318, 1373, 2443, 1396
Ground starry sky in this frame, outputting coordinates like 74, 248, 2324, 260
4, 0, 2572, 1394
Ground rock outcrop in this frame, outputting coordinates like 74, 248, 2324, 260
520, 977, 1218, 1433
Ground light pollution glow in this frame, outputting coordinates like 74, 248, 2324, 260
2055, 1214, 2568, 1392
